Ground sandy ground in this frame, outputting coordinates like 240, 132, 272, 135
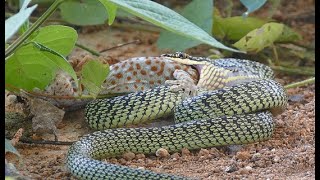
5, 0, 314, 179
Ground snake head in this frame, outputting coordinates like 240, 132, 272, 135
161, 52, 190, 59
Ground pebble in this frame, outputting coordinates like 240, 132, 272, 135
181, 148, 191, 156
75, 124, 82, 129
118, 158, 127, 164
123, 152, 135, 161
236, 151, 251, 161
198, 149, 210, 157
252, 153, 261, 160
171, 152, 180, 160
224, 165, 238, 173
239, 168, 249, 175
135, 153, 145, 160
273, 156, 280, 163
245, 166, 253, 171
109, 158, 118, 164
156, 148, 170, 158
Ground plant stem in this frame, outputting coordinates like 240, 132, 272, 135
284, 77, 315, 89
5, 0, 66, 58
272, 44, 279, 65
270, 65, 315, 76
75, 43, 101, 56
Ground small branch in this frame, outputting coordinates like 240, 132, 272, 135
19, 138, 74, 146
75, 43, 101, 56
99, 39, 141, 53
284, 77, 315, 89
272, 44, 279, 65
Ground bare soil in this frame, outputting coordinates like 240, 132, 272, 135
6, 1, 314, 179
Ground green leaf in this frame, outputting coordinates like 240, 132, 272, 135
157, 0, 213, 51
5, 42, 76, 91
212, 16, 268, 41
5, 3, 37, 42
30, 25, 78, 56
80, 60, 110, 97
59, 0, 108, 26
233, 22, 284, 53
5, 138, 20, 156
99, 1, 118, 25
99, 0, 240, 52
276, 25, 302, 43
240, 0, 267, 17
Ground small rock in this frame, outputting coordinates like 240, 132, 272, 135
273, 156, 280, 163
239, 168, 249, 175
75, 124, 82, 129
118, 158, 126, 165
236, 151, 251, 161
252, 153, 261, 161
209, 148, 221, 158
245, 166, 253, 171
198, 148, 210, 157
135, 153, 145, 160
156, 148, 170, 158
181, 148, 191, 157
122, 152, 135, 161
224, 165, 238, 173
109, 158, 118, 164
171, 152, 180, 160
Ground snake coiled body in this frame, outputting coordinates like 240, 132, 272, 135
66, 56, 287, 179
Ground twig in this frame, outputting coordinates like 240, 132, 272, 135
18, 138, 74, 146
284, 77, 315, 89
75, 43, 101, 56
99, 39, 141, 53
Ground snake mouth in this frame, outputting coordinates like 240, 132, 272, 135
193, 64, 204, 75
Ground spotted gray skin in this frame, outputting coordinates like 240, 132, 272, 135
66, 55, 288, 179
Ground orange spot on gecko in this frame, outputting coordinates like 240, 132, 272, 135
128, 66, 134, 71
127, 76, 132, 81
165, 76, 170, 80
136, 79, 141, 83
113, 65, 119, 70
136, 63, 141, 70
133, 71, 137, 75
115, 73, 123, 79
174, 65, 181, 70
111, 80, 116, 85
151, 66, 158, 71
145, 59, 151, 65
134, 84, 138, 89
140, 70, 147, 75
141, 87, 144, 91
149, 80, 154, 85
157, 80, 162, 84
129, 61, 134, 65
125, 86, 129, 90
121, 61, 127, 68
155, 59, 160, 64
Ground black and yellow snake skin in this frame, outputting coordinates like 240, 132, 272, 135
66, 55, 287, 179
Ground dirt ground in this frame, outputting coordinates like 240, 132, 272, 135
6, 0, 314, 179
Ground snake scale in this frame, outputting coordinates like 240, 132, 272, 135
66, 53, 288, 179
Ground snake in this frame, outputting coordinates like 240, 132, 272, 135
66, 53, 288, 179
